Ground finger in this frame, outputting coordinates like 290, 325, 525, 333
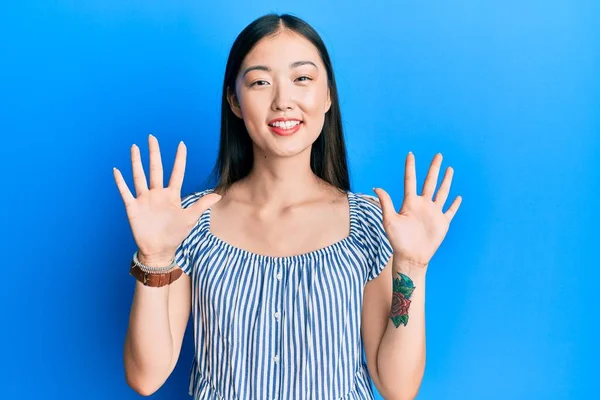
131, 144, 148, 197
422, 153, 442, 200
373, 188, 396, 220
113, 167, 135, 207
187, 193, 223, 222
148, 134, 164, 190
404, 152, 417, 199
444, 195, 462, 222
434, 166, 454, 207
168, 141, 186, 191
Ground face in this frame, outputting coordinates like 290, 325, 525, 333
228, 30, 332, 157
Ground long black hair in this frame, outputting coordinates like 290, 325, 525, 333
207, 13, 350, 194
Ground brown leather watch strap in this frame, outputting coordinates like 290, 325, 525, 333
129, 260, 183, 287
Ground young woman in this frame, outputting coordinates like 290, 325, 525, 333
114, 13, 461, 400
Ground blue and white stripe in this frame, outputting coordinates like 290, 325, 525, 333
175, 189, 393, 400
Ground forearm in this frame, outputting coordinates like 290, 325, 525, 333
377, 259, 427, 399
124, 259, 175, 395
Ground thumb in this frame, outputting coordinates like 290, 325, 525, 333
372, 188, 396, 220
187, 193, 222, 220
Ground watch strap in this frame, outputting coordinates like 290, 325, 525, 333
129, 260, 183, 287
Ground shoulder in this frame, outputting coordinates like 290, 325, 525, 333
350, 191, 393, 279
180, 188, 216, 208
354, 193, 381, 207
352, 192, 384, 219
351, 192, 386, 239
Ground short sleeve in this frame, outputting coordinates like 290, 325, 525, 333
174, 191, 209, 276
358, 194, 394, 282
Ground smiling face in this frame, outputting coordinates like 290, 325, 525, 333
228, 30, 332, 158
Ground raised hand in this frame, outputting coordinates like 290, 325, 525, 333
113, 134, 222, 265
373, 152, 462, 270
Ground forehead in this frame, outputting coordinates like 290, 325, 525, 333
242, 31, 322, 69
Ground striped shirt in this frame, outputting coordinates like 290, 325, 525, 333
174, 188, 394, 400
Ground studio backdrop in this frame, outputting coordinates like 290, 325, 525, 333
1, 1, 598, 399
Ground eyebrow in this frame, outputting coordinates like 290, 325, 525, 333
242, 60, 318, 78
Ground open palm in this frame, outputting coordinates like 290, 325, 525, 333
374, 152, 462, 268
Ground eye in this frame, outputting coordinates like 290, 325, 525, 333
250, 80, 269, 87
296, 76, 312, 82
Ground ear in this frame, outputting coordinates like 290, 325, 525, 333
227, 87, 243, 119
325, 86, 332, 113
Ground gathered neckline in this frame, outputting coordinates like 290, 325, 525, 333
201, 189, 359, 263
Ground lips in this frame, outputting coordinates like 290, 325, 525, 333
268, 120, 303, 136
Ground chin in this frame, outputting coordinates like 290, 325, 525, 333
250, 127, 320, 158
272, 146, 311, 158
265, 140, 314, 158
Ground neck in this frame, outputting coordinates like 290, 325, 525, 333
240, 147, 325, 208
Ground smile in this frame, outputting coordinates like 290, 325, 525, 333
268, 120, 302, 129
268, 121, 303, 136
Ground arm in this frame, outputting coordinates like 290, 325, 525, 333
123, 254, 192, 396
362, 256, 426, 400
363, 151, 460, 399
359, 194, 427, 399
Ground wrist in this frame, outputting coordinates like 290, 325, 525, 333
137, 252, 175, 268
393, 258, 428, 280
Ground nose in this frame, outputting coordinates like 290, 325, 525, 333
271, 82, 295, 111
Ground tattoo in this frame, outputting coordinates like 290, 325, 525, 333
390, 272, 415, 328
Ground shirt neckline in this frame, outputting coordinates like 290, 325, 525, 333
202, 189, 359, 263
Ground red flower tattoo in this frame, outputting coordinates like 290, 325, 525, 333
391, 292, 411, 318
390, 272, 415, 328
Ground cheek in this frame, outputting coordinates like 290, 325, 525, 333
239, 96, 264, 124
237, 94, 271, 143
300, 88, 329, 113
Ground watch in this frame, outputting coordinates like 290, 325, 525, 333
129, 260, 183, 287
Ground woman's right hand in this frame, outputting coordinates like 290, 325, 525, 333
113, 134, 222, 266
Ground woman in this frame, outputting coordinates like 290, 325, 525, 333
114, 13, 461, 400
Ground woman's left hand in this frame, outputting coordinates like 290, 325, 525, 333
373, 152, 462, 271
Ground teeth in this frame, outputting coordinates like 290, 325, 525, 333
271, 120, 301, 129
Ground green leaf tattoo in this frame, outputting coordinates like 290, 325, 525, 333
390, 272, 415, 328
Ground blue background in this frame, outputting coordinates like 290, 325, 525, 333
1, 1, 598, 399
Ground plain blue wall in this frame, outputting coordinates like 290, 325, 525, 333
1, 1, 598, 399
